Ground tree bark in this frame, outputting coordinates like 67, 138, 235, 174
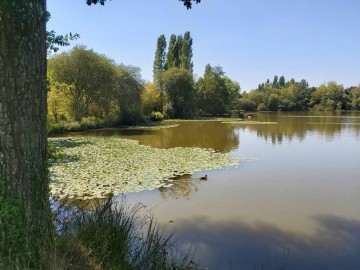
0, 0, 52, 267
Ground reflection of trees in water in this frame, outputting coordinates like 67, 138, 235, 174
63, 112, 360, 146
172, 215, 360, 270
242, 112, 360, 144
159, 174, 206, 200
134, 121, 239, 152
138, 122, 239, 152
76, 122, 240, 152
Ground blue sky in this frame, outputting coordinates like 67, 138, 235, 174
47, 0, 360, 92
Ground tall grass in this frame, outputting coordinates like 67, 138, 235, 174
1, 197, 194, 269
53, 198, 194, 270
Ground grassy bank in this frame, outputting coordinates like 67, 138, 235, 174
1, 198, 195, 270
52, 198, 194, 270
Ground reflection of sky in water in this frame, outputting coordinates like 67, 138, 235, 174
78, 111, 360, 269
171, 215, 360, 270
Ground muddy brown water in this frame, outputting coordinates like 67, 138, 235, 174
67, 111, 360, 270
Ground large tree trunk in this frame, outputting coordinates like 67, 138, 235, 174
0, 0, 52, 268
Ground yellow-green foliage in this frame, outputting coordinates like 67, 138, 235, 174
310, 82, 347, 111
47, 71, 72, 123
150, 111, 164, 121
141, 82, 162, 115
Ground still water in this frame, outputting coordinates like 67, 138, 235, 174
83, 112, 360, 269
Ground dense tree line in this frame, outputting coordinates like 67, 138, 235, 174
239, 75, 360, 111
48, 46, 360, 128
152, 33, 241, 118
48, 45, 241, 123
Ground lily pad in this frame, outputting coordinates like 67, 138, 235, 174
49, 137, 239, 200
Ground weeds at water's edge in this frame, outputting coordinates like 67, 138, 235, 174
52, 197, 195, 270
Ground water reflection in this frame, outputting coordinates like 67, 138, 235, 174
236, 111, 360, 144
171, 215, 360, 270
159, 174, 207, 200
61, 112, 360, 148
68, 121, 240, 152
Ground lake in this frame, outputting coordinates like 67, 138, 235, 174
72, 111, 360, 270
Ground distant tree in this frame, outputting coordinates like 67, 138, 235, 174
161, 68, 194, 118
279, 76, 285, 87
238, 98, 257, 111
310, 82, 347, 111
268, 93, 280, 111
181, 31, 193, 73
350, 86, 360, 109
153, 35, 167, 83
141, 82, 162, 114
272, 75, 279, 88
47, 72, 72, 123
165, 34, 177, 70
224, 76, 240, 110
257, 103, 268, 111
196, 64, 230, 115
48, 46, 116, 121
115, 65, 144, 125
174, 35, 183, 68
299, 79, 309, 89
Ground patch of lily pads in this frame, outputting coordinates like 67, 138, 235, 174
49, 137, 239, 201
221, 121, 278, 125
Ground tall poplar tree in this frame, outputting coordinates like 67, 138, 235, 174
165, 34, 177, 70
279, 76, 286, 87
181, 31, 193, 73
174, 34, 183, 68
272, 75, 279, 88
153, 34, 167, 83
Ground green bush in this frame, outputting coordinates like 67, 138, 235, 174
150, 111, 164, 121
80, 116, 102, 129
257, 103, 268, 111
102, 115, 120, 127
120, 110, 145, 126
64, 122, 82, 132
238, 98, 256, 111
237, 110, 246, 119
48, 123, 65, 135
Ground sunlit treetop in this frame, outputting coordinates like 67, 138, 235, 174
86, 0, 201, 9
